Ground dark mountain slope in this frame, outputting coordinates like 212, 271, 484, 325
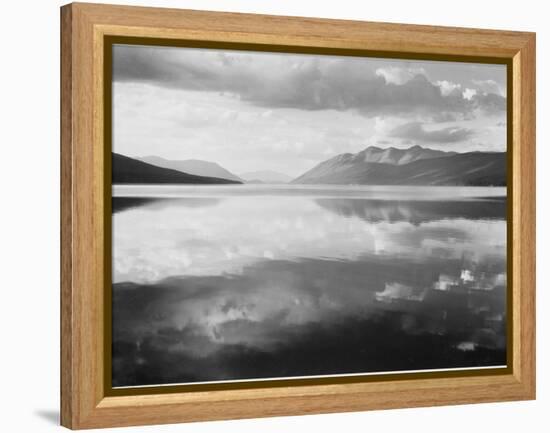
112, 153, 242, 184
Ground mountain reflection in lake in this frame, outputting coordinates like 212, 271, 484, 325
112, 185, 507, 387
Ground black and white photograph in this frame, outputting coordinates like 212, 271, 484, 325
110, 44, 508, 388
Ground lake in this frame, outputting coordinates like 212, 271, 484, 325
111, 185, 507, 387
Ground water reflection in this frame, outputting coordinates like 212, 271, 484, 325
112, 186, 507, 387
113, 197, 222, 213
315, 197, 506, 224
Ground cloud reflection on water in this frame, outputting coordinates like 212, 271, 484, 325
113, 195, 506, 284
112, 188, 507, 386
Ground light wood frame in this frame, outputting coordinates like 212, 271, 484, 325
61, 2, 536, 429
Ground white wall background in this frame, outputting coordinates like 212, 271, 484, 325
0, 0, 545, 431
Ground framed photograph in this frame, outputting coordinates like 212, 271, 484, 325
60, 3, 535, 429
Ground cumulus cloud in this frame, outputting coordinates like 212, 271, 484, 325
462, 88, 477, 100
472, 79, 506, 97
113, 45, 259, 92
254, 71, 472, 117
472, 92, 506, 114
375, 66, 426, 85
113, 45, 488, 119
390, 122, 474, 143
436, 80, 461, 96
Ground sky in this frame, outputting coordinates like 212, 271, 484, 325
112, 44, 507, 178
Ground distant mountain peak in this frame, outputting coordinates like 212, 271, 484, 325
362, 144, 427, 153
345, 145, 456, 166
364, 145, 383, 152
137, 156, 242, 182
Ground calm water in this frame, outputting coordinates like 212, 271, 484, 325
112, 185, 507, 387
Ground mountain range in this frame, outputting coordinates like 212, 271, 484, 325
112, 145, 506, 187
352, 145, 457, 165
292, 145, 506, 186
137, 155, 293, 184
137, 156, 243, 182
112, 153, 241, 184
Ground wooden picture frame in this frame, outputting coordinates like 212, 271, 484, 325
60, 2, 535, 429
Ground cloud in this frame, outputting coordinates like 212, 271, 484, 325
390, 122, 474, 143
462, 88, 477, 100
113, 45, 485, 119
375, 66, 426, 85
113, 45, 257, 93
472, 92, 506, 114
436, 80, 461, 96
432, 112, 459, 123
433, 81, 505, 115
472, 79, 505, 97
